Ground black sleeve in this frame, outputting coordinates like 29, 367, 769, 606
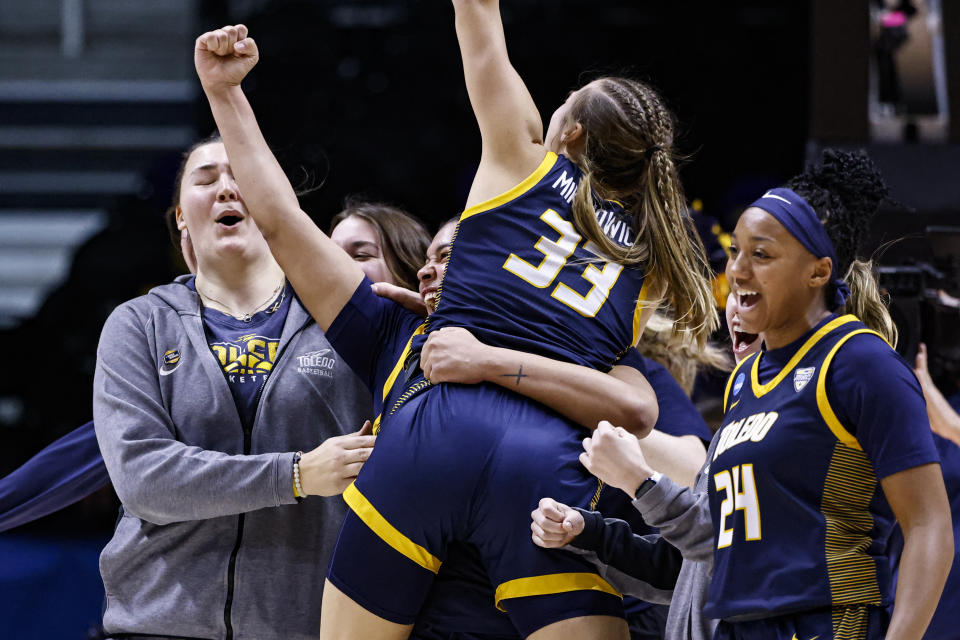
567, 507, 683, 601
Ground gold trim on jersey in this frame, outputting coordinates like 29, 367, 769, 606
832, 604, 873, 640
372, 323, 428, 434
723, 352, 757, 413
589, 479, 604, 511
821, 442, 882, 609
493, 572, 621, 611
631, 280, 652, 346
460, 152, 559, 221
815, 323, 884, 614
343, 482, 442, 574
816, 328, 885, 450
749, 315, 858, 398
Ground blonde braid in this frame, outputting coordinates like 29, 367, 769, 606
568, 77, 718, 347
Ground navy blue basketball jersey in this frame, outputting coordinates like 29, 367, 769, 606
704, 315, 935, 623
427, 152, 648, 371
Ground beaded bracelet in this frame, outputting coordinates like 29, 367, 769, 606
293, 451, 305, 502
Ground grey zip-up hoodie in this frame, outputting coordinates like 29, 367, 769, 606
93, 276, 372, 639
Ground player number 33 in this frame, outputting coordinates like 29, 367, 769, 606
714, 463, 762, 548
502, 209, 623, 317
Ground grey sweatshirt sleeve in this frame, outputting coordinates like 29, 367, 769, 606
93, 304, 297, 525
633, 459, 716, 564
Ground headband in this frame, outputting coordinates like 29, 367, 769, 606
748, 187, 850, 309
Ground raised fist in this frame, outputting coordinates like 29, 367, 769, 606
194, 24, 259, 92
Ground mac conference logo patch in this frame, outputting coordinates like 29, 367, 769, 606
159, 349, 183, 376
794, 367, 815, 392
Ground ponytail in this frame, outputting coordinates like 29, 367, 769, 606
572, 124, 719, 348
842, 259, 897, 347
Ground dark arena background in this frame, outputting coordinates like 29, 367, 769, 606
0, 1, 958, 637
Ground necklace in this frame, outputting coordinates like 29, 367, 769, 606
196, 279, 285, 322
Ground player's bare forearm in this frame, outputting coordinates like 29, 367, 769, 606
203, 86, 363, 329
923, 381, 960, 446
453, 0, 542, 160
485, 347, 658, 436
883, 463, 953, 640
887, 524, 953, 639
636, 431, 706, 489
203, 85, 301, 238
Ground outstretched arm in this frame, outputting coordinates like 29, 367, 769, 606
194, 25, 363, 330
453, 0, 547, 207
0, 421, 109, 533
421, 327, 658, 436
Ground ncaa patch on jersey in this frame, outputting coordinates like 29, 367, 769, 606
732, 372, 745, 396
794, 366, 815, 392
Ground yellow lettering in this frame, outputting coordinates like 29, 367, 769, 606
210, 344, 228, 366
247, 338, 266, 360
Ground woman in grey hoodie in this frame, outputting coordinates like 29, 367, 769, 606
93, 136, 378, 640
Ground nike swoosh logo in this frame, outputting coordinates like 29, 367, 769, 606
159, 361, 183, 376
762, 190, 792, 204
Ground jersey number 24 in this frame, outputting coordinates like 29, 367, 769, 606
715, 463, 762, 548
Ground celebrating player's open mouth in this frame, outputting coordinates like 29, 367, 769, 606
725, 292, 761, 358
732, 289, 760, 345
420, 285, 439, 314
215, 207, 246, 231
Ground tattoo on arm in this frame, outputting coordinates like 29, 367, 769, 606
501, 365, 529, 385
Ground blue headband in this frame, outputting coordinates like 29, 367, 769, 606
747, 187, 850, 309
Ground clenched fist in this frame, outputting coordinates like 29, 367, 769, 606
195, 24, 259, 93
531, 497, 585, 548
580, 420, 654, 497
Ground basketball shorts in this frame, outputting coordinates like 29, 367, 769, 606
327, 382, 624, 636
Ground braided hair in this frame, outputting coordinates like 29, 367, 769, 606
567, 77, 718, 347
787, 149, 897, 345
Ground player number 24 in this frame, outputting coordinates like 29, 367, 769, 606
502, 209, 623, 317
714, 463, 762, 548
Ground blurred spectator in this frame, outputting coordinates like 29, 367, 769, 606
875, 0, 920, 115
